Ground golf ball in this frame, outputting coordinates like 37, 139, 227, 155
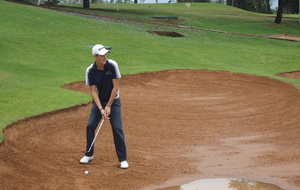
85, 170, 89, 175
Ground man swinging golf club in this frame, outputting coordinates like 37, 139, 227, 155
80, 44, 129, 169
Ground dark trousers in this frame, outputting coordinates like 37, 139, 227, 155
85, 98, 127, 162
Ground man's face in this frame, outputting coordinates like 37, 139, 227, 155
95, 54, 107, 64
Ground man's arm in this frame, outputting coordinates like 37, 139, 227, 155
90, 85, 105, 114
105, 78, 120, 116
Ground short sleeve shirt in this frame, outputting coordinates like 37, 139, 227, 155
86, 59, 121, 102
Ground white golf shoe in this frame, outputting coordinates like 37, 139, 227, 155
120, 161, 129, 169
80, 156, 93, 164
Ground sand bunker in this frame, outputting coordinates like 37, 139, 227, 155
1, 70, 300, 190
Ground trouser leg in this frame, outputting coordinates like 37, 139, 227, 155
109, 98, 127, 162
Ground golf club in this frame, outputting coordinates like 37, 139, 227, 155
82, 117, 105, 153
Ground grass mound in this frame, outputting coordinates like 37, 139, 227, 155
0, 0, 299, 142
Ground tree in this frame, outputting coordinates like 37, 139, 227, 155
274, 0, 285, 24
227, 0, 256, 12
284, 0, 299, 14
264, 0, 271, 13
83, 0, 89, 8
227, 0, 297, 21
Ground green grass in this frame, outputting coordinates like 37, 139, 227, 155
63, 3, 300, 35
0, 0, 299, 142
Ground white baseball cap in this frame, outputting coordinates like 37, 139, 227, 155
92, 44, 110, 55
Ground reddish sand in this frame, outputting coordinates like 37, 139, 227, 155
1, 70, 300, 190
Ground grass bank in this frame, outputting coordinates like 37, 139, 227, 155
61, 3, 300, 36
0, 0, 299, 142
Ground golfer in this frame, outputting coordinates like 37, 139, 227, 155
80, 44, 129, 169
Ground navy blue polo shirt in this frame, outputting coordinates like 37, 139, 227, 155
86, 59, 121, 102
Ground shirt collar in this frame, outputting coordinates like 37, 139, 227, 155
93, 61, 108, 71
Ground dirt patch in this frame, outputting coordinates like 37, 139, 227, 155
1, 69, 300, 190
147, 30, 184, 37
277, 70, 300, 79
267, 34, 300, 42
152, 19, 185, 24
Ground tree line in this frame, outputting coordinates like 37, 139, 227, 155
225, 0, 298, 14
141, 0, 299, 23
222, 0, 299, 23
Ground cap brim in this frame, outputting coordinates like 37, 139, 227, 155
104, 46, 112, 50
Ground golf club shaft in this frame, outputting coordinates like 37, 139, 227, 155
83, 118, 105, 153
